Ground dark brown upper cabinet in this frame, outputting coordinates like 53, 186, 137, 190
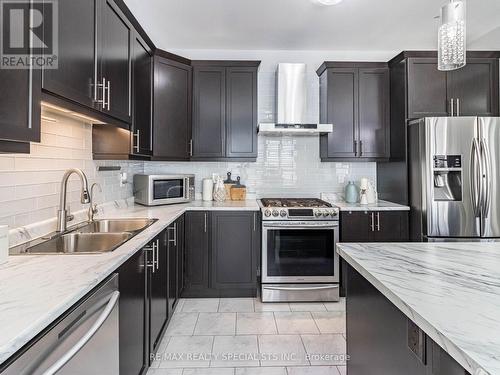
97, 0, 132, 123
191, 61, 260, 161
446, 58, 499, 117
153, 52, 192, 160
399, 52, 500, 120
42, 0, 97, 109
41, 0, 133, 127
317, 62, 390, 162
0, 67, 41, 149
131, 33, 153, 156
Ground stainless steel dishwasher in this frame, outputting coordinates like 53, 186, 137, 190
2, 274, 119, 375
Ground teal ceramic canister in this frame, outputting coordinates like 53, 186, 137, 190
345, 181, 358, 203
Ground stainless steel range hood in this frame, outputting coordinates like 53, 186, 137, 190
258, 63, 333, 135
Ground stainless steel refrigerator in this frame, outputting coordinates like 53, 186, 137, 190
409, 117, 500, 241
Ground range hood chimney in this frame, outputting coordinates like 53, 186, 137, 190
259, 63, 333, 135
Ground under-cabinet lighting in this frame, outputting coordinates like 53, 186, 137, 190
41, 101, 106, 124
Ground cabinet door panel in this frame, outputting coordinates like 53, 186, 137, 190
42, 0, 96, 108
192, 67, 226, 158
176, 215, 186, 297
320, 68, 358, 159
149, 233, 168, 354
132, 34, 153, 155
372, 211, 409, 242
167, 223, 177, 316
99, 0, 132, 123
448, 58, 499, 116
154, 57, 191, 160
211, 212, 257, 289
0, 68, 40, 143
183, 211, 210, 293
358, 68, 390, 158
226, 67, 257, 158
407, 58, 448, 119
340, 211, 371, 242
118, 249, 147, 375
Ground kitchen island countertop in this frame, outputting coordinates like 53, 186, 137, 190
337, 242, 500, 375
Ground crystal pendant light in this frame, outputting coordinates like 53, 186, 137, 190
438, 0, 466, 71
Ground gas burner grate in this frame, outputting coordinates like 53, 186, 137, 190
260, 198, 332, 208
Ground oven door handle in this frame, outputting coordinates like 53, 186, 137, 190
262, 285, 339, 291
262, 223, 338, 230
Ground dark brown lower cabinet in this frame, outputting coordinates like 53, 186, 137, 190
339, 210, 409, 296
340, 210, 409, 242
167, 216, 184, 316
117, 249, 147, 375
183, 211, 212, 296
182, 211, 261, 298
211, 211, 259, 296
346, 263, 468, 375
149, 233, 168, 357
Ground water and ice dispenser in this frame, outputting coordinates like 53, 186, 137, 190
433, 155, 463, 201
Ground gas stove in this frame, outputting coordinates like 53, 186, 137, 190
259, 198, 339, 221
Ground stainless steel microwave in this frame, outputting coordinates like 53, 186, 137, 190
134, 174, 195, 206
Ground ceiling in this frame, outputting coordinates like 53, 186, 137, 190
124, 0, 500, 51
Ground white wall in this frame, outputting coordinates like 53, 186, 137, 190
0, 111, 141, 230
145, 49, 379, 198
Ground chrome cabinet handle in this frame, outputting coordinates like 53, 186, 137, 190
204, 213, 207, 233
456, 98, 460, 116
42, 291, 120, 375
155, 239, 160, 270
133, 130, 140, 153
253, 213, 256, 232
106, 80, 111, 110
168, 223, 177, 246
450, 98, 455, 116
189, 139, 193, 157
370, 212, 375, 232
376, 212, 381, 231
95, 77, 106, 107
354, 140, 357, 156
359, 140, 363, 157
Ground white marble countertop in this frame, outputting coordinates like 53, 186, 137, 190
337, 242, 500, 375
331, 199, 410, 211
0, 199, 259, 365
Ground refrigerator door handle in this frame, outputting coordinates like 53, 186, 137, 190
480, 138, 492, 218
470, 139, 482, 217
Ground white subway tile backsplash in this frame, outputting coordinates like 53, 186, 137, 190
0, 111, 139, 231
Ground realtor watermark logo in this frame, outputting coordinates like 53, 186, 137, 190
0, 0, 58, 69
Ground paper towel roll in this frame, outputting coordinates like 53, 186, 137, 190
202, 178, 214, 201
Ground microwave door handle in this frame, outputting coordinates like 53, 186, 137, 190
42, 291, 120, 375
184, 178, 189, 199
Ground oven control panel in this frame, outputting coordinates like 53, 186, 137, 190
262, 207, 339, 220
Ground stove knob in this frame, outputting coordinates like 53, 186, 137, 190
323, 211, 330, 217
315, 210, 322, 217
264, 209, 272, 217
272, 210, 279, 217
280, 210, 287, 217
330, 210, 338, 217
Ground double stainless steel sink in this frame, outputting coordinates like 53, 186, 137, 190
11, 218, 157, 255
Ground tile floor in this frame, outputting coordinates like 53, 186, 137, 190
148, 298, 347, 375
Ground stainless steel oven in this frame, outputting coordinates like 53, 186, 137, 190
261, 220, 340, 302
134, 174, 195, 206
